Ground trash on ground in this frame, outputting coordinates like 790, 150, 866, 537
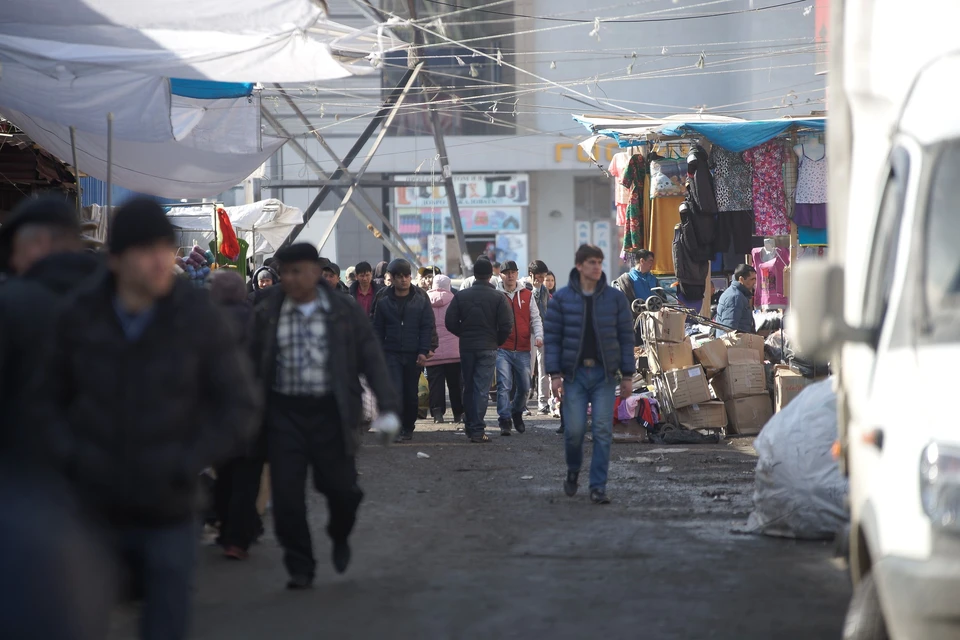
417, 452, 431, 459
520, 475, 534, 480
656, 466, 673, 473
620, 456, 654, 464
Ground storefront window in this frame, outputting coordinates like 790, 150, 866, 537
379, 0, 515, 137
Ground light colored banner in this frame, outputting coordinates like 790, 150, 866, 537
396, 207, 522, 235
394, 173, 530, 207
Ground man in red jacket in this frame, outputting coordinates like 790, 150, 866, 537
495, 261, 543, 436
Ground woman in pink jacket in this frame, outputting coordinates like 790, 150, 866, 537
426, 275, 464, 424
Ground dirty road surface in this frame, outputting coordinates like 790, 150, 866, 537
110, 410, 850, 639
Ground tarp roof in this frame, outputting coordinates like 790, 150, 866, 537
574, 114, 827, 153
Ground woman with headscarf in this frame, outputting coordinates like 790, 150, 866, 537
372, 261, 389, 288
425, 275, 464, 424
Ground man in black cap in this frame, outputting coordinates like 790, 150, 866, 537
251, 243, 399, 589
445, 257, 513, 443
46, 197, 261, 640
372, 258, 435, 442
0, 194, 113, 640
321, 261, 349, 293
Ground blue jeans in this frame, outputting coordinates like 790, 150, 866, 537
562, 366, 617, 491
496, 349, 531, 421
460, 350, 497, 438
114, 520, 198, 640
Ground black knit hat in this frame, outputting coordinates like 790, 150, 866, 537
108, 198, 175, 255
275, 243, 320, 265
0, 195, 81, 270
473, 257, 493, 278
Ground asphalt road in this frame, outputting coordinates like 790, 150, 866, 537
109, 409, 851, 640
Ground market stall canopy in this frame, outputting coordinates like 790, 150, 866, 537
167, 199, 304, 255
574, 114, 827, 153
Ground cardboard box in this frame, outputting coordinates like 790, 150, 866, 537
712, 363, 768, 400
774, 365, 809, 412
643, 309, 687, 344
691, 338, 728, 376
725, 395, 773, 435
727, 347, 761, 365
722, 332, 766, 363
663, 365, 712, 409
676, 401, 728, 430
649, 340, 694, 374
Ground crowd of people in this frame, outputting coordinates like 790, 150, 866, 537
0, 193, 637, 640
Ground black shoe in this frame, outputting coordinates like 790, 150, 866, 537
556, 425, 565, 435
332, 540, 351, 574
432, 413, 446, 424
454, 414, 465, 424
499, 418, 512, 436
401, 431, 413, 441
564, 471, 579, 497
512, 412, 526, 434
538, 407, 550, 415
590, 489, 611, 505
286, 574, 314, 590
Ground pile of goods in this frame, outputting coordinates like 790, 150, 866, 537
175, 246, 214, 283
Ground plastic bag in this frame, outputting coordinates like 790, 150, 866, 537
649, 157, 688, 198
747, 379, 847, 539
417, 372, 429, 419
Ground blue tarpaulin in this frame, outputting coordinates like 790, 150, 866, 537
170, 79, 254, 100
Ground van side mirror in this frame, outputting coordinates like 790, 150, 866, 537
788, 261, 875, 360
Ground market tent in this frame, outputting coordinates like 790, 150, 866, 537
168, 199, 304, 255
574, 114, 827, 153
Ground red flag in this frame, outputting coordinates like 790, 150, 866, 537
217, 207, 240, 261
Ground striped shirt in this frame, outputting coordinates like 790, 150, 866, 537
273, 289, 331, 397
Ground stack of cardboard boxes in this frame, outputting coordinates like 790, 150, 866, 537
643, 310, 726, 431
690, 332, 773, 435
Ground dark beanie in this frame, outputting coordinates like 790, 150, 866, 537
109, 198, 175, 255
275, 243, 319, 265
473, 257, 493, 278
0, 195, 81, 270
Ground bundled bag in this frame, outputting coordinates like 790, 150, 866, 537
649, 157, 688, 198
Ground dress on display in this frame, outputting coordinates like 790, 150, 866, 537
647, 195, 683, 275
743, 140, 790, 236
751, 246, 790, 308
609, 151, 631, 226
794, 143, 828, 229
619, 153, 646, 259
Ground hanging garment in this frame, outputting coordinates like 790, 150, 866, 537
609, 151, 631, 226
743, 140, 790, 236
649, 155, 688, 198
709, 147, 754, 212
683, 145, 722, 256
620, 153, 647, 258
717, 210, 755, 256
782, 143, 799, 221
751, 246, 790, 308
795, 144, 828, 229
798, 225, 829, 246
673, 216, 709, 303
647, 195, 683, 275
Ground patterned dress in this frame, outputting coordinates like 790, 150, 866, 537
743, 140, 790, 236
620, 153, 647, 259
709, 147, 753, 212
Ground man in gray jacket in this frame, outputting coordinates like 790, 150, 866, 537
716, 264, 757, 335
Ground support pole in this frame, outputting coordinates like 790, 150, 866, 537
106, 113, 113, 213
314, 62, 423, 253
427, 105, 471, 275
278, 66, 418, 247
69, 126, 80, 210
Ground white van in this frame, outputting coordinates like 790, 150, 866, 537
793, 50, 960, 640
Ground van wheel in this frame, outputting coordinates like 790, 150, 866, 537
843, 573, 889, 640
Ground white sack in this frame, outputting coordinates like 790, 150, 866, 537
747, 379, 848, 539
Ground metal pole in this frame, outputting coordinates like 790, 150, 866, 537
69, 126, 80, 210
261, 107, 418, 263
427, 105, 471, 275
277, 66, 417, 246
106, 113, 113, 213
315, 62, 423, 252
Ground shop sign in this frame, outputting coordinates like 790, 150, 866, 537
394, 174, 529, 207
397, 207, 522, 235
495, 233, 528, 272
575, 221, 592, 247
593, 220, 613, 279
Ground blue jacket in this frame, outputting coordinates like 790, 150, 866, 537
372, 286, 435, 355
716, 282, 755, 334
544, 269, 636, 380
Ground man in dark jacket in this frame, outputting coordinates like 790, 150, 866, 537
252, 243, 399, 589
348, 260, 382, 317
48, 199, 261, 640
445, 257, 513, 443
372, 258, 435, 442
544, 244, 635, 505
0, 195, 113, 640
716, 264, 757, 336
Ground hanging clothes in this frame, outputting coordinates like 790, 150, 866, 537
794, 143, 828, 229
709, 147, 753, 212
619, 153, 647, 259
647, 195, 683, 275
751, 246, 790, 308
743, 140, 790, 236
683, 145, 721, 257
782, 142, 799, 222
609, 151, 631, 226
674, 199, 710, 303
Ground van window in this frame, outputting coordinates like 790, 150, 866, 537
925, 142, 960, 314
863, 148, 909, 329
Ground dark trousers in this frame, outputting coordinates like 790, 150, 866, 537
214, 456, 264, 551
385, 351, 422, 435
426, 362, 463, 418
267, 393, 363, 579
460, 349, 497, 438
114, 520, 197, 640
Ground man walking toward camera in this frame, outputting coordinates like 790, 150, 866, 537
544, 244, 635, 505
495, 260, 542, 436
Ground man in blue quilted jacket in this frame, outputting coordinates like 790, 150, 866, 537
544, 244, 635, 504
